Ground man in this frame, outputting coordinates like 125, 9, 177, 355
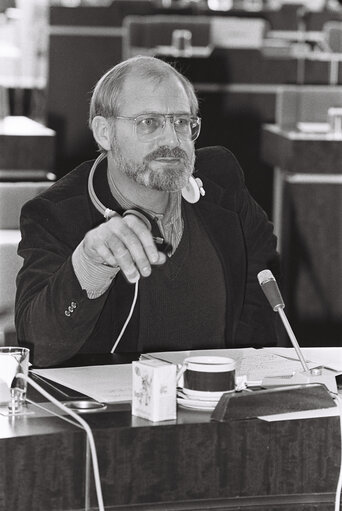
15, 56, 279, 368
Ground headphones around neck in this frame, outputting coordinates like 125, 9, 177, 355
87, 153, 205, 221
86, 153, 206, 353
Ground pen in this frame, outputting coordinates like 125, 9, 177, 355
140, 354, 177, 366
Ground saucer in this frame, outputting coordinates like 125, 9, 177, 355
176, 396, 217, 411
176, 387, 224, 412
177, 388, 221, 402
180, 387, 233, 401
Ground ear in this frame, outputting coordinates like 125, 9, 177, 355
91, 116, 112, 152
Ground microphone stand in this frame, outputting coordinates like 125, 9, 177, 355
262, 306, 339, 395
278, 308, 310, 373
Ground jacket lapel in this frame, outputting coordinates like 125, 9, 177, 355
194, 183, 246, 346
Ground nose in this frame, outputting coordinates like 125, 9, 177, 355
157, 117, 179, 148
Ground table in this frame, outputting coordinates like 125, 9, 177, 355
0, 116, 55, 173
0, 354, 341, 511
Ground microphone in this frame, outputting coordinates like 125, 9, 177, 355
257, 269, 339, 394
257, 270, 284, 311
258, 270, 309, 373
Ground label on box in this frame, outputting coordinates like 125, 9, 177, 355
132, 359, 177, 422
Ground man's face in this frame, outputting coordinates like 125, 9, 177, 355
109, 73, 196, 192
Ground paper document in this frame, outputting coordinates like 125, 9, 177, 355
142, 348, 256, 368
236, 350, 318, 382
31, 348, 342, 405
32, 364, 132, 403
268, 347, 342, 372
144, 348, 320, 382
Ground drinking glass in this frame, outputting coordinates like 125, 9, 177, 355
0, 347, 30, 413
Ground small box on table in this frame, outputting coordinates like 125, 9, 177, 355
132, 359, 177, 422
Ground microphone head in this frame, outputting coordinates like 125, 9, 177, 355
257, 269, 276, 286
257, 269, 285, 311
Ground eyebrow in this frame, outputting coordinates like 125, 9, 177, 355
128, 111, 193, 117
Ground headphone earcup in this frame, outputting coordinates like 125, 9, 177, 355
181, 176, 201, 203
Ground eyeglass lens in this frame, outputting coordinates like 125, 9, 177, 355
135, 115, 200, 141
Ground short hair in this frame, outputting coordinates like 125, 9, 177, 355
88, 55, 199, 129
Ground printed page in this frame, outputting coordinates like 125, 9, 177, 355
236, 350, 317, 382
142, 348, 256, 370
144, 348, 319, 382
32, 364, 132, 403
267, 347, 342, 372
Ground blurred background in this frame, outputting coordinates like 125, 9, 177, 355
0, 0, 341, 348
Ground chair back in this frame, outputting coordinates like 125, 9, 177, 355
0, 180, 53, 345
0, 181, 52, 229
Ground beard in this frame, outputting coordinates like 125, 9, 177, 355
110, 141, 195, 192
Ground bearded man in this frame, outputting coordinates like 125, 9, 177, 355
15, 56, 279, 368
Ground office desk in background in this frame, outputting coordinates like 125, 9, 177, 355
0, 116, 55, 173
262, 118, 342, 348
1, 351, 341, 511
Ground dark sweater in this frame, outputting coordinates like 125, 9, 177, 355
137, 201, 226, 353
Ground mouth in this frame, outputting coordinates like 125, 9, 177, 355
153, 157, 182, 164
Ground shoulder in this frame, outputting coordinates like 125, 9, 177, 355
195, 145, 245, 191
36, 160, 93, 204
194, 146, 246, 206
19, 160, 96, 244
21, 160, 93, 217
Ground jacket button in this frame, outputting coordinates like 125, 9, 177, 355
68, 305, 73, 313
65, 310, 71, 317
71, 301, 77, 308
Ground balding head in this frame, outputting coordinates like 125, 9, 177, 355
89, 56, 199, 130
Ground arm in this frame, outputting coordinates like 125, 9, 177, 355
15, 196, 110, 367
15, 196, 165, 367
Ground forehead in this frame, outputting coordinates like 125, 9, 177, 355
118, 73, 191, 115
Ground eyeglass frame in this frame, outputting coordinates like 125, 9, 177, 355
111, 112, 201, 142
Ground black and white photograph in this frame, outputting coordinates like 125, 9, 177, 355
0, 0, 341, 510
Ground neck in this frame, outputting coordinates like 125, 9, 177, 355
107, 154, 170, 215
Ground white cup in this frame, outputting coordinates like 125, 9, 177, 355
177, 356, 236, 394
0, 347, 29, 412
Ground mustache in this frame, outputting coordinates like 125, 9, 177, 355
144, 146, 189, 163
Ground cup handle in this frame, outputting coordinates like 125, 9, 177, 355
176, 363, 187, 385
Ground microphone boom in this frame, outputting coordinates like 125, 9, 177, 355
257, 270, 339, 394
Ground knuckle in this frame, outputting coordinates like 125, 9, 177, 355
122, 214, 137, 226
84, 230, 95, 244
108, 214, 122, 225
139, 229, 155, 244
86, 224, 108, 244
136, 259, 151, 276
115, 247, 130, 259
124, 214, 151, 234
124, 233, 142, 250
83, 233, 98, 252
124, 266, 140, 282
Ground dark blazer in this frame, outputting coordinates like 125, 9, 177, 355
15, 146, 279, 367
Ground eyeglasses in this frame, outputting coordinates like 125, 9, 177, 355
113, 113, 201, 142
